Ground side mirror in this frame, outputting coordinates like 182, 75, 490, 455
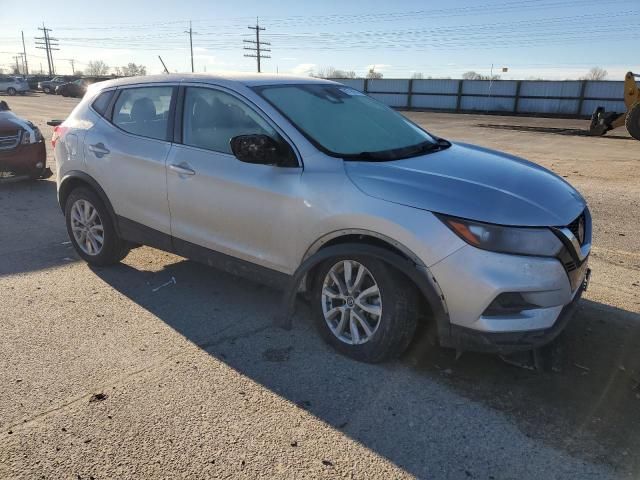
230, 134, 291, 166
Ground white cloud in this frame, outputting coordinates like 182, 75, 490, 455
290, 63, 316, 76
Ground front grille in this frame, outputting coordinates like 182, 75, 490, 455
566, 212, 585, 244
0, 132, 20, 150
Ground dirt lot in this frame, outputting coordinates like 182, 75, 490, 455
1, 93, 639, 479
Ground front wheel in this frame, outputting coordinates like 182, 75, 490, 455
626, 103, 640, 141
7, 87, 16, 96
312, 256, 418, 363
65, 187, 130, 266
43, 87, 51, 94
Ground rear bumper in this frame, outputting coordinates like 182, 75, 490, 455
0, 141, 47, 176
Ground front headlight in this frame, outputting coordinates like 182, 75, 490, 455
438, 214, 563, 257
20, 126, 43, 144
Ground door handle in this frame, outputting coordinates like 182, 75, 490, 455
88, 143, 110, 158
169, 163, 196, 176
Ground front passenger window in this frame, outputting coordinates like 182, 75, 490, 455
182, 87, 276, 154
112, 87, 173, 141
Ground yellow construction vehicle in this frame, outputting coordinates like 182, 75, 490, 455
588, 71, 640, 140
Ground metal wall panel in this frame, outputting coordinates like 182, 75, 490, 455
411, 94, 458, 110
412, 79, 459, 94
369, 93, 409, 107
584, 81, 624, 100
519, 81, 582, 98
368, 79, 410, 93
460, 96, 516, 112
518, 98, 580, 114
462, 80, 517, 96
580, 99, 627, 116
330, 78, 366, 91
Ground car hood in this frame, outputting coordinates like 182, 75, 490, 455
344, 142, 586, 227
0, 111, 26, 134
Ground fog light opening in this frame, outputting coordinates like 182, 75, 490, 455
483, 292, 540, 317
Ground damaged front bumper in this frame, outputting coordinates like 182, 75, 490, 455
0, 140, 50, 178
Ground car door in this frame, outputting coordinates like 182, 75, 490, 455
166, 85, 303, 274
83, 85, 175, 242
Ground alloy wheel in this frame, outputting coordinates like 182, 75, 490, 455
321, 260, 382, 345
70, 199, 104, 256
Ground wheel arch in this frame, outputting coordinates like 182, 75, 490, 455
58, 171, 120, 235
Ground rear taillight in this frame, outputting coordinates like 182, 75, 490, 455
51, 126, 67, 148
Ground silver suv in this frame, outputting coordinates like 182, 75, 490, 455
0, 76, 29, 96
54, 74, 591, 362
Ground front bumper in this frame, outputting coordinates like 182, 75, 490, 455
0, 141, 48, 177
430, 244, 589, 353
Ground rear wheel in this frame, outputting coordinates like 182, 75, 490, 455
312, 256, 418, 363
626, 103, 640, 141
7, 87, 16, 96
65, 187, 130, 266
43, 87, 51, 94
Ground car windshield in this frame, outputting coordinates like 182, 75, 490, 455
255, 84, 438, 160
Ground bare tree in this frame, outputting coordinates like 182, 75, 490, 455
313, 66, 356, 79
582, 67, 608, 81
462, 70, 500, 81
86, 60, 110, 76
366, 67, 383, 79
120, 63, 147, 77
411, 72, 425, 79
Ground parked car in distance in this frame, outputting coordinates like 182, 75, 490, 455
38, 76, 78, 94
0, 76, 30, 96
57, 78, 105, 98
53, 74, 591, 363
0, 101, 51, 179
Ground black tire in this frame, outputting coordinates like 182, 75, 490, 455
7, 87, 16, 96
64, 187, 130, 266
311, 255, 418, 363
626, 103, 640, 141
43, 87, 51, 94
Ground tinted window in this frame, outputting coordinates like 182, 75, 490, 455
182, 87, 275, 154
112, 87, 173, 141
91, 90, 114, 117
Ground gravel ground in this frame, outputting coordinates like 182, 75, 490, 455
0, 93, 639, 479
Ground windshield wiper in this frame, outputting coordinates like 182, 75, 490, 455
344, 138, 451, 162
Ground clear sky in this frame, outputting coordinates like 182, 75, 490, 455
1, 0, 638, 80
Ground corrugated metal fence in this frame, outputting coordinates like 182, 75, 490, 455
330, 78, 626, 117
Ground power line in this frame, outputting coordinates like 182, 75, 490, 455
243, 17, 270, 73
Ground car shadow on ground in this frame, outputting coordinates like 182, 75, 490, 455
92, 256, 640, 477
0, 179, 77, 276
476, 123, 633, 140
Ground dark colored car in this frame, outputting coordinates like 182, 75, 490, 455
0, 101, 51, 179
38, 76, 78, 94
56, 78, 101, 98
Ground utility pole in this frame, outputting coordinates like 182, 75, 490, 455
21, 31, 29, 75
184, 21, 195, 73
13, 55, 21, 74
69, 59, 75, 74
35, 23, 59, 76
243, 17, 270, 73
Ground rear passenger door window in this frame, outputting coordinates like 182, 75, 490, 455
182, 87, 276, 154
112, 86, 174, 141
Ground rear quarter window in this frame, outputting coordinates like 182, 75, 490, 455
91, 90, 115, 117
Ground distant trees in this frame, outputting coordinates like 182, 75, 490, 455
86, 60, 109, 76
115, 63, 147, 77
411, 72, 425, 79
581, 67, 608, 81
462, 71, 500, 81
312, 66, 356, 79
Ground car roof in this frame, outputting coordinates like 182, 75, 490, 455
94, 72, 340, 90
